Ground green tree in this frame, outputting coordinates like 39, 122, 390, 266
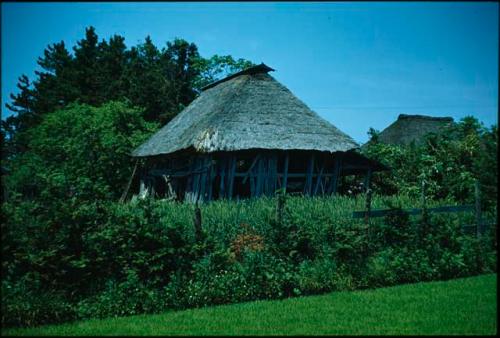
5, 101, 158, 202
193, 54, 255, 90
362, 116, 497, 209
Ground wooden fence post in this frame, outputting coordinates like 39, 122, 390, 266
194, 204, 202, 243
475, 179, 482, 237
421, 179, 428, 219
364, 188, 372, 225
419, 179, 429, 240
420, 180, 426, 209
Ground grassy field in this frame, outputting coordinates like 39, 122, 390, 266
3, 274, 496, 336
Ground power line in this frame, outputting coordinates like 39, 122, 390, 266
311, 105, 497, 110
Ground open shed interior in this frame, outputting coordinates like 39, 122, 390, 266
136, 149, 384, 202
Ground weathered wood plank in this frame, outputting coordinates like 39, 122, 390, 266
198, 157, 209, 201
192, 160, 201, 203
255, 156, 264, 197
327, 157, 341, 195
282, 152, 289, 192
242, 154, 261, 184
269, 153, 278, 195
219, 157, 227, 199
363, 168, 372, 192
227, 156, 237, 199
207, 158, 215, 201
249, 172, 255, 197
304, 154, 315, 196
119, 159, 139, 203
313, 161, 325, 195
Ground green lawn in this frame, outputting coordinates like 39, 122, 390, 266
3, 274, 497, 336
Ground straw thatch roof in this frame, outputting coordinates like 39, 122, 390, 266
132, 63, 360, 157
375, 114, 454, 146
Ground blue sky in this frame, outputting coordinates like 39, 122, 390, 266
1, 2, 498, 143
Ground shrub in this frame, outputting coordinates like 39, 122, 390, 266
1, 194, 496, 328
76, 271, 168, 320
1, 279, 76, 328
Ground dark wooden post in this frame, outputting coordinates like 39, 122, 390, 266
227, 156, 237, 200
192, 158, 201, 203
219, 157, 227, 199
421, 180, 426, 208
364, 188, 372, 225
269, 153, 278, 195
421, 179, 427, 218
193, 204, 202, 243
208, 158, 217, 201
276, 191, 285, 225
255, 156, 264, 197
475, 179, 482, 237
120, 159, 139, 203
421, 179, 429, 239
327, 156, 341, 195
282, 152, 289, 193
305, 154, 315, 196
313, 161, 325, 196
363, 168, 372, 193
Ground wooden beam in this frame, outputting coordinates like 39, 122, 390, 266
268, 153, 278, 195
219, 157, 227, 199
353, 204, 474, 219
120, 159, 139, 202
198, 156, 209, 201
255, 156, 263, 197
249, 172, 255, 197
363, 168, 372, 192
192, 158, 201, 203
227, 156, 237, 199
342, 164, 371, 170
313, 161, 325, 196
328, 156, 341, 195
207, 158, 215, 201
242, 154, 261, 184
282, 152, 289, 193
304, 154, 315, 196
236, 172, 339, 178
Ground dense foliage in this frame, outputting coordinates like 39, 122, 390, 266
2, 195, 496, 327
4, 101, 157, 202
361, 117, 497, 210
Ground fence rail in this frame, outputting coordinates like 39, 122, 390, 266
352, 204, 474, 219
351, 179, 492, 237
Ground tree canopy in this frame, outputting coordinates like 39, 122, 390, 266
361, 116, 497, 210
2, 26, 254, 157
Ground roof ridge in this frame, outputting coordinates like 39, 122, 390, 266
398, 114, 454, 121
201, 63, 274, 91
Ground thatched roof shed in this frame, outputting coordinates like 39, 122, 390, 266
131, 63, 386, 202
376, 114, 454, 146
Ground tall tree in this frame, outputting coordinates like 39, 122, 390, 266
2, 26, 254, 159
72, 26, 100, 105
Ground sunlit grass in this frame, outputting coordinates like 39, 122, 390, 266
3, 274, 496, 336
